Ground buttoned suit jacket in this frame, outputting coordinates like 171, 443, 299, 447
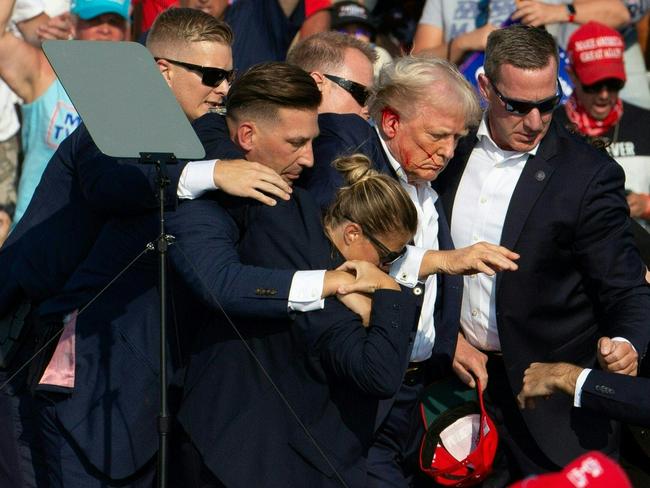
435, 119, 650, 467
178, 187, 421, 488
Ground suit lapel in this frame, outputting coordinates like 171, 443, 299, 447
496, 123, 560, 291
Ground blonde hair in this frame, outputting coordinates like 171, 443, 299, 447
324, 154, 417, 237
146, 8, 233, 53
369, 56, 481, 126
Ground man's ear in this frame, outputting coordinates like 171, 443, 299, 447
477, 73, 490, 102
381, 107, 400, 139
310, 71, 325, 92
342, 222, 362, 246
236, 121, 256, 152
156, 59, 173, 87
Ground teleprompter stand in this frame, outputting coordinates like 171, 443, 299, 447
43, 41, 206, 488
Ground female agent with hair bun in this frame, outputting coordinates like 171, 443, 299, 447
221, 153, 422, 487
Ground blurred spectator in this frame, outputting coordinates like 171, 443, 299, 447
0, 1, 53, 222
0, 203, 12, 248
329, 1, 391, 76
0, 0, 129, 225
371, 0, 425, 54
412, 0, 630, 65
548, 1, 650, 109
554, 22, 650, 229
138, 1, 329, 72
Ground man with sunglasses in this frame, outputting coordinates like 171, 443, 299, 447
435, 24, 650, 485
287, 31, 383, 210
555, 22, 650, 231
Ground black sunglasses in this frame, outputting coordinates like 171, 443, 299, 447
489, 78, 563, 115
343, 215, 407, 266
581, 78, 625, 94
155, 58, 236, 87
324, 74, 370, 107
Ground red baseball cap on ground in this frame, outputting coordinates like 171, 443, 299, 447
567, 21, 626, 85
508, 452, 632, 488
419, 377, 498, 487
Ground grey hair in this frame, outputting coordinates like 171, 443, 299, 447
369, 55, 481, 126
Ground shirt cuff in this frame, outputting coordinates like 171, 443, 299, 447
288, 270, 325, 312
573, 368, 592, 408
390, 245, 426, 288
612, 337, 636, 353
177, 160, 218, 199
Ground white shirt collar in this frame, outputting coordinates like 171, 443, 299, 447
476, 113, 540, 161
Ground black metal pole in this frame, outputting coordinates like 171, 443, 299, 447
157, 167, 170, 488
141, 153, 176, 488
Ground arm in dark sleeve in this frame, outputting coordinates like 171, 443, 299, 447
300, 288, 419, 398
582, 369, 650, 427
573, 160, 650, 355
166, 197, 295, 319
302, 114, 381, 211
74, 124, 185, 214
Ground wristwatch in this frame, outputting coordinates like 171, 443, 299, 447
566, 3, 576, 23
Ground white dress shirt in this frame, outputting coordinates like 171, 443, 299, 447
176, 159, 325, 312
450, 116, 539, 351
377, 128, 439, 362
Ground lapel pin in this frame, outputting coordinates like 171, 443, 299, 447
534, 170, 546, 182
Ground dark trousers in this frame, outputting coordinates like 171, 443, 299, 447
480, 355, 559, 487
37, 394, 156, 488
367, 370, 428, 488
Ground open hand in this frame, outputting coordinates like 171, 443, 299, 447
213, 159, 292, 206
38, 13, 75, 41
437, 242, 519, 276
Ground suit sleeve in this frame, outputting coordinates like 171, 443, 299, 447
166, 197, 295, 319
74, 124, 184, 214
298, 289, 419, 398
573, 160, 650, 355
302, 114, 379, 212
581, 369, 650, 427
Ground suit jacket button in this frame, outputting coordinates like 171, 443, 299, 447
255, 288, 263, 295
413, 286, 423, 296
269, 289, 277, 296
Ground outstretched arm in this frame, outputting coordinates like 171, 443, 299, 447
512, 0, 630, 29
0, 0, 55, 102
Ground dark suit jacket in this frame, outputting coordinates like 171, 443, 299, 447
0, 123, 184, 319
582, 370, 650, 428
29, 116, 294, 479
435, 119, 650, 466
178, 188, 422, 487
298, 113, 390, 211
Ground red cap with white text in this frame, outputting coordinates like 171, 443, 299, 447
567, 21, 626, 85
508, 451, 632, 488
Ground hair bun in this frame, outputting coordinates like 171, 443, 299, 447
333, 154, 378, 186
